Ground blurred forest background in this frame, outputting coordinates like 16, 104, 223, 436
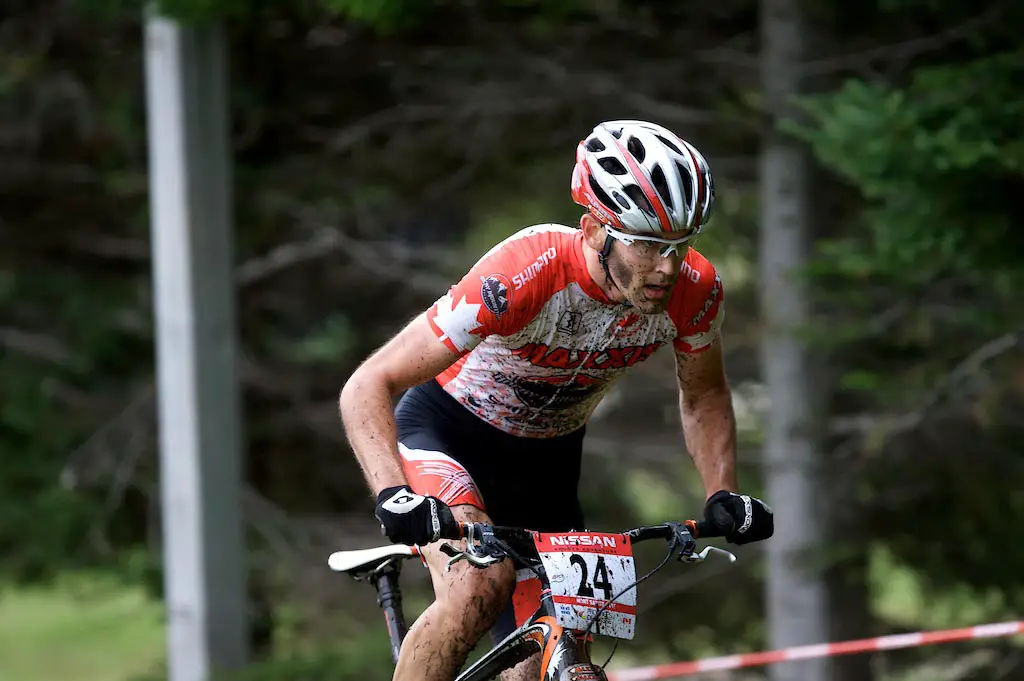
2, 0, 1022, 680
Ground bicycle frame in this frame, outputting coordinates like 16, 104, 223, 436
370, 557, 605, 681
456, 594, 605, 681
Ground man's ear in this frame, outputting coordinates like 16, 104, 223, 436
579, 213, 606, 250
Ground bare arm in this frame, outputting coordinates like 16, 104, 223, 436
674, 331, 739, 498
339, 312, 462, 496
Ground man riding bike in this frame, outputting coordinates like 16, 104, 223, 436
339, 120, 774, 681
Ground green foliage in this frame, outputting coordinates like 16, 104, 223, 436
131, 642, 393, 681
71, 0, 592, 28
315, 0, 429, 31
789, 50, 1024, 278
1, 358, 94, 581
788, 29, 1024, 623
0, 265, 155, 582
274, 313, 356, 365
72, 0, 254, 22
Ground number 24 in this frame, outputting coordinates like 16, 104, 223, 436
569, 554, 612, 601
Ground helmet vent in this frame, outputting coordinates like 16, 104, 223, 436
588, 175, 622, 214
675, 161, 694, 208
623, 185, 655, 218
598, 157, 628, 175
626, 136, 646, 162
586, 138, 606, 153
651, 165, 673, 209
656, 134, 683, 155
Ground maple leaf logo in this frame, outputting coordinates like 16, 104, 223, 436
432, 293, 484, 351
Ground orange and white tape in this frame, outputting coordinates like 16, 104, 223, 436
608, 621, 1024, 680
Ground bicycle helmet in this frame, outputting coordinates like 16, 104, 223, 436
570, 120, 715, 234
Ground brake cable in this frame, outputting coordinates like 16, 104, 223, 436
589, 532, 686, 669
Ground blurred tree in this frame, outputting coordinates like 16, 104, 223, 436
791, 0, 1024, 660
757, 1, 832, 680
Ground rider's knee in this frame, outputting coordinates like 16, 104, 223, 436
445, 559, 515, 631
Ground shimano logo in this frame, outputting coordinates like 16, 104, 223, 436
512, 247, 557, 290
548, 534, 616, 548
680, 260, 701, 283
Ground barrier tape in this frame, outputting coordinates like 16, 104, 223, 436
607, 621, 1024, 680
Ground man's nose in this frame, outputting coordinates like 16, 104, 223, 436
654, 249, 683, 277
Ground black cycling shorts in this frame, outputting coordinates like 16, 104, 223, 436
394, 378, 586, 532
394, 378, 587, 640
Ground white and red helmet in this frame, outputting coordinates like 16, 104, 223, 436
571, 120, 715, 235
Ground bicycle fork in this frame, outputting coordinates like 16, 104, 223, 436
538, 623, 608, 681
370, 564, 607, 681
454, 590, 609, 681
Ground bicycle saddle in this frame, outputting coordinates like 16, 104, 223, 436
327, 544, 418, 575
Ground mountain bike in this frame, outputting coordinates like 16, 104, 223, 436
328, 519, 736, 680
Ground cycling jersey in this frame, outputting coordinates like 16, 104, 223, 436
424, 224, 724, 438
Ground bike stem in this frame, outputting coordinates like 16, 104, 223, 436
370, 559, 408, 664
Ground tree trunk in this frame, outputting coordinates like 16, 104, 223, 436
759, 1, 830, 680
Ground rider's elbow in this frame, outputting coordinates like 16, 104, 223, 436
340, 362, 379, 410
340, 357, 401, 409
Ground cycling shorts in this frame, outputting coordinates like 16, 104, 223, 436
395, 377, 587, 641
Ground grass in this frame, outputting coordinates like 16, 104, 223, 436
0, 573, 166, 681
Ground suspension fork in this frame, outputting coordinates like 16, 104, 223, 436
539, 624, 607, 680
537, 590, 608, 681
370, 559, 408, 664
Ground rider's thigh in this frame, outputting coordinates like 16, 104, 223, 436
419, 504, 516, 628
501, 652, 541, 681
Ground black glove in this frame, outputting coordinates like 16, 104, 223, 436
702, 490, 774, 545
374, 485, 458, 546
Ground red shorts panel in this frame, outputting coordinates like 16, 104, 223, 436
398, 443, 486, 509
512, 569, 544, 626
398, 443, 540, 626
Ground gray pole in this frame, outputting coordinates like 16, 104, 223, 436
759, 0, 829, 680
144, 13, 249, 681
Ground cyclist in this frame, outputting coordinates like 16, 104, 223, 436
339, 120, 774, 681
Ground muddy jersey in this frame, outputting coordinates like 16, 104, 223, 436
424, 224, 724, 437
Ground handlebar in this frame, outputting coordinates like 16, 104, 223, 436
438, 520, 736, 572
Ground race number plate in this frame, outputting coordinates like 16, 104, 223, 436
534, 532, 637, 639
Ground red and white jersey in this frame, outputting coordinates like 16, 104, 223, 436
425, 224, 724, 437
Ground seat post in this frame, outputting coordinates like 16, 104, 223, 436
370, 559, 408, 664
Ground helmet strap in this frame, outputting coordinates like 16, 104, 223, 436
598, 234, 632, 308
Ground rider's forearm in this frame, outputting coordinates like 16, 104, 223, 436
339, 368, 409, 496
679, 384, 739, 498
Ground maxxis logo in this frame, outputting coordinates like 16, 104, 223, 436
511, 341, 663, 370
690, 272, 721, 327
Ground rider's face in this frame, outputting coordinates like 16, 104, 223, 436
606, 234, 688, 314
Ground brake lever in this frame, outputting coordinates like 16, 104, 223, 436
682, 546, 737, 563
439, 540, 505, 571
442, 548, 503, 571
666, 521, 699, 560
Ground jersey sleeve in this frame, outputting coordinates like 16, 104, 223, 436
425, 228, 558, 354
669, 255, 725, 354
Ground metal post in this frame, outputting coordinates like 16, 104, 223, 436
144, 12, 248, 681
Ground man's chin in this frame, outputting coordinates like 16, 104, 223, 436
627, 294, 668, 315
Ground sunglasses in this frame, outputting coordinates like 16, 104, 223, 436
603, 222, 697, 258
